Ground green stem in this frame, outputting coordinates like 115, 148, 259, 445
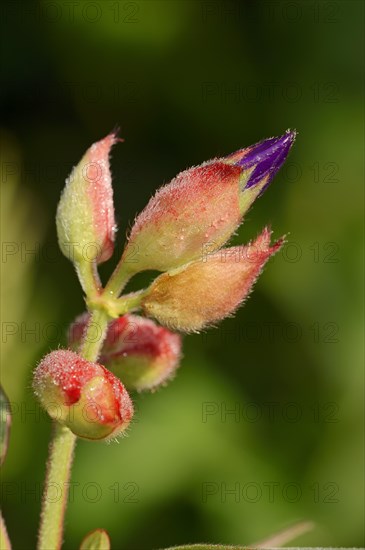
79, 309, 110, 361
37, 309, 110, 550
75, 260, 102, 298
37, 425, 76, 550
103, 257, 135, 298
99, 289, 148, 318
116, 290, 147, 312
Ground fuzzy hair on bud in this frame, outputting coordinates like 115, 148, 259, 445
68, 313, 182, 392
33, 350, 133, 440
122, 161, 243, 273
121, 131, 295, 275
142, 227, 284, 333
56, 132, 119, 265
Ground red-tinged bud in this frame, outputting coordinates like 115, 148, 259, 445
122, 161, 243, 273
122, 132, 295, 274
56, 133, 119, 266
141, 227, 284, 333
68, 313, 182, 392
103, 315, 181, 391
33, 350, 133, 440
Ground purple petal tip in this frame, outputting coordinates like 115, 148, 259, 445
231, 129, 297, 193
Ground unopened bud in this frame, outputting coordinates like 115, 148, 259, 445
68, 314, 181, 392
227, 129, 297, 213
56, 132, 119, 265
142, 227, 284, 332
122, 131, 295, 273
33, 350, 133, 440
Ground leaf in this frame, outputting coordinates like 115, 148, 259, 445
0, 385, 11, 466
80, 529, 110, 550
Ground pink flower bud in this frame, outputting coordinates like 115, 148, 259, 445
68, 313, 182, 392
122, 132, 295, 274
141, 227, 284, 332
56, 133, 119, 265
123, 161, 242, 273
33, 350, 133, 440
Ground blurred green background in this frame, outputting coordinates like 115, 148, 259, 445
1, 1, 364, 548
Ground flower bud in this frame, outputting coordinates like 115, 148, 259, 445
122, 131, 295, 274
68, 313, 181, 392
56, 133, 119, 266
142, 227, 284, 332
227, 129, 297, 213
33, 350, 133, 440
123, 161, 242, 273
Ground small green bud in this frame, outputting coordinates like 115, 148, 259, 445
56, 133, 119, 267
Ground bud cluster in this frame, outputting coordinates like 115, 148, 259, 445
34, 129, 296, 440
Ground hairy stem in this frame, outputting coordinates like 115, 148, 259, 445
79, 309, 110, 361
75, 260, 102, 298
103, 257, 135, 298
37, 425, 76, 550
37, 309, 110, 550
103, 289, 148, 317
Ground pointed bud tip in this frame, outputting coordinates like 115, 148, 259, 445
271, 234, 286, 253
88, 130, 122, 160
255, 225, 286, 254
227, 129, 297, 194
